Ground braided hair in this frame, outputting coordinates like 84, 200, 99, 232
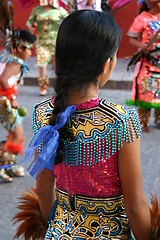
50, 10, 121, 126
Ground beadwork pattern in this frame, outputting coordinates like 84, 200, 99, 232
32, 97, 141, 166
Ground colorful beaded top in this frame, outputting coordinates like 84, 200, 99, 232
32, 97, 141, 197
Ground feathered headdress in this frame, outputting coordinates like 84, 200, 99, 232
0, 0, 14, 53
0, 0, 31, 54
0, 0, 33, 69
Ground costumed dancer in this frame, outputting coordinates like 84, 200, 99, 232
126, 0, 160, 132
12, 10, 155, 240
25, 0, 68, 96
0, 0, 36, 182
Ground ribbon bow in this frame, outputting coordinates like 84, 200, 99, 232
25, 105, 76, 179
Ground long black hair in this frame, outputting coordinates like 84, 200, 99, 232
50, 10, 121, 125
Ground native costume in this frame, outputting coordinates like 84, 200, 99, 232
26, 2, 68, 93
0, 57, 29, 182
127, 10, 160, 130
12, 97, 160, 239
14, 97, 140, 239
0, 0, 31, 182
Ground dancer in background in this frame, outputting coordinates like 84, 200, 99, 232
127, 0, 160, 132
13, 10, 152, 240
26, 0, 68, 96
0, 1, 36, 182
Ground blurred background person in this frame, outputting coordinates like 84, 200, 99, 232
127, 0, 160, 132
26, 0, 68, 96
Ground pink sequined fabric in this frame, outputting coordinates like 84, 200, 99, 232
75, 98, 100, 110
52, 97, 100, 110
53, 98, 122, 197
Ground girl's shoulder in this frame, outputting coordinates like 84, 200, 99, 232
74, 98, 141, 133
74, 98, 138, 123
68, 98, 141, 143
100, 99, 141, 142
32, 97, 141, 140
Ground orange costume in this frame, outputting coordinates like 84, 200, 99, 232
127, 11, 160, 129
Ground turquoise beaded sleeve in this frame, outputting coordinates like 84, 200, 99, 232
61, 106, 141, 167
32, 98, 54, 152
32, 104, 40, 136
116, 108, 141, 151
32, 97, 54, 136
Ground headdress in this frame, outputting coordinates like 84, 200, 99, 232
0, 0, 14, 53
0, 1, 34, 53
0, 0, 31, 70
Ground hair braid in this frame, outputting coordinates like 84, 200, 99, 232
49, 76, 70, 126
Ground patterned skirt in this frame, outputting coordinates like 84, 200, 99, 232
0, 97, 23, 131
45, 188, 132, 240
36, 39, 55, 66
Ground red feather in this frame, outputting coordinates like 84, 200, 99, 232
12, 187, 47, 240
12, 187, 160, 240
150, 194, 160, 240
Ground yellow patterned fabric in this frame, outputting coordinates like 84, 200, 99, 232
45, 188, 132, 239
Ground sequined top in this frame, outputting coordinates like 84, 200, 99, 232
32, 98, 141, 198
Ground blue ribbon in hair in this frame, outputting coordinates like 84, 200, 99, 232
25, 104, 76, 179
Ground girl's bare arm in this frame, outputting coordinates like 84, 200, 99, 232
36, 169, 56, 226
118, 137, 152, 240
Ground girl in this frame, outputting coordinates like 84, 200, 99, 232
14, 10, 152, 239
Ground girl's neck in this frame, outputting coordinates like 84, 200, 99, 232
67, 82, 99, 105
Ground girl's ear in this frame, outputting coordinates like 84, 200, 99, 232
102, 58, 111, 74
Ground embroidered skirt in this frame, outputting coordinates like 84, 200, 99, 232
36, 39, 55, 66
45, 188, 132, 240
